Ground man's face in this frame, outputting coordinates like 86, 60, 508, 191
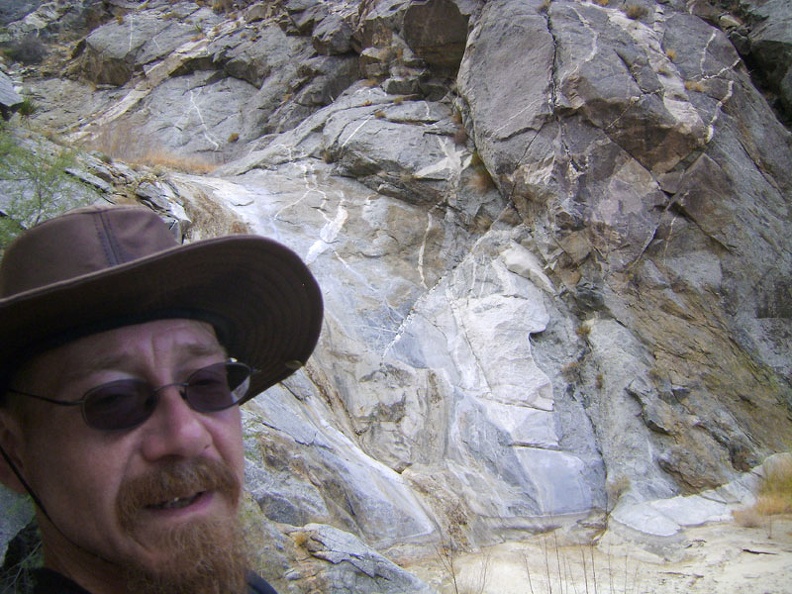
0, 319, 248, 593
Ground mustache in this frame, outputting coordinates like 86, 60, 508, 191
117, 458, 241, 531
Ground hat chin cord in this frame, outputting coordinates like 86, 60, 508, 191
0, 443, 114, 569
0, 443, 54, 524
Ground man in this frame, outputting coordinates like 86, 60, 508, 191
0, 204, 323, 593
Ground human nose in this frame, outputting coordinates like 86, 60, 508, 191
139, 385, 211, 461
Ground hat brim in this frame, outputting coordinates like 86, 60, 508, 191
0, 235, 323, 398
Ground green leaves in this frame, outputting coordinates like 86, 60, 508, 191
0, 125, 91, 251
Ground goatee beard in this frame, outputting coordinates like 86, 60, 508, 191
123, 518, 250, 594
116, 458, 250, 594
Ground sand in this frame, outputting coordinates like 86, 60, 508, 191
409, 516, 792, 593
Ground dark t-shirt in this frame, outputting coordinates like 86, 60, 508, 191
29, 567, 278, 593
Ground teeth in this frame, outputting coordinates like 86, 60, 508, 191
152, 493, 200, 510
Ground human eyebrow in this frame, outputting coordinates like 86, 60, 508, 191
63, 352, 131, 383
63, 342, 226, 385
183, 340, 228, 359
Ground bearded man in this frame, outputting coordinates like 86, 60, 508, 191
0, 204, 323, 593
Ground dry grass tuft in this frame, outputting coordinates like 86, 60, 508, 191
685, 79, 706, 93
757, 456, 792, 514
139, 150, 218, 174
80, 122, 219, 174
454, 126, 469, 146
466, 167, 495, 193
624, 3, 648, 19
732, 507, 762, 528
756, 496, 792, 516
733, 455, 792, 532
291, 531, 311, 549
562, 360, 582, 380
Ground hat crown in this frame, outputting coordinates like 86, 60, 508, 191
0, 204, 323, 399
0, 205, 177, 299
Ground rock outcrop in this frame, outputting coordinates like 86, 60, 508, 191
1, 0, 791, 591
0, 71, 22, 119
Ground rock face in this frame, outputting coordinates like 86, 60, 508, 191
1, 0, 791, 591
0, 71, 23, 119
739, 0, 792, 122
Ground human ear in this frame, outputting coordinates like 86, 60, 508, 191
0, 409, 27, 494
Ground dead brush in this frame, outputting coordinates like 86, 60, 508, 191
623, 3, 648, 19
733, 454, 792, 537
466, 166, 495, 193
80, 122, 219, 174
136, 150, 218, 174
756, 455, 792, 515
524, 534, 643, 594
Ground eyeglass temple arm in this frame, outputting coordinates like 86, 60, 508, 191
6, 388, 83, 406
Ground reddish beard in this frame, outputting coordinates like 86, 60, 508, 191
115, 458, 249, 594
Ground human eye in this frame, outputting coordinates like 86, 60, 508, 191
188, 363, 228, 388
86, 381, 139, 407
186, 363, 234, 411
83, 380, 150, 429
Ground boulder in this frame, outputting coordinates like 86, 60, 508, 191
0, 2, 39, 28
745, 0, 792, 118
287, 524, 436, 593
73, 3, 217, 86
402, 0, 470, 70
0, 71, 23, 119
312, 10, 357, 55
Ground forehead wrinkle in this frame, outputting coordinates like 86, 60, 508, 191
24, 322, 227, 393
65, 337, 226, 382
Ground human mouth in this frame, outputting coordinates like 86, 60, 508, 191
148, 491, 205, 511
118, 459, 241, 531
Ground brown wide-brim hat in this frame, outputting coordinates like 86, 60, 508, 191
0, 204, 323, 400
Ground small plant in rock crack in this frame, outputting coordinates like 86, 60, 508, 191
624, 3, 648, 19
685, 79, 706, 93
16, 98, 37, 119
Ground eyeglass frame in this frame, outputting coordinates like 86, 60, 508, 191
6, 359, 256, 431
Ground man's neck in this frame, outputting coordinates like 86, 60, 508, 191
40, 524, 130, 594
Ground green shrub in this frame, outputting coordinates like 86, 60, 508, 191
16, 98, 36, 119
0, 126, 93, 251
2, 36, 48, 65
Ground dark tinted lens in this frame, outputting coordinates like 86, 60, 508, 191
185, 362, 251, 412
83, 380, 156, 430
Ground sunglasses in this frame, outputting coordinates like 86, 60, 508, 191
8, 360, 254, 431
